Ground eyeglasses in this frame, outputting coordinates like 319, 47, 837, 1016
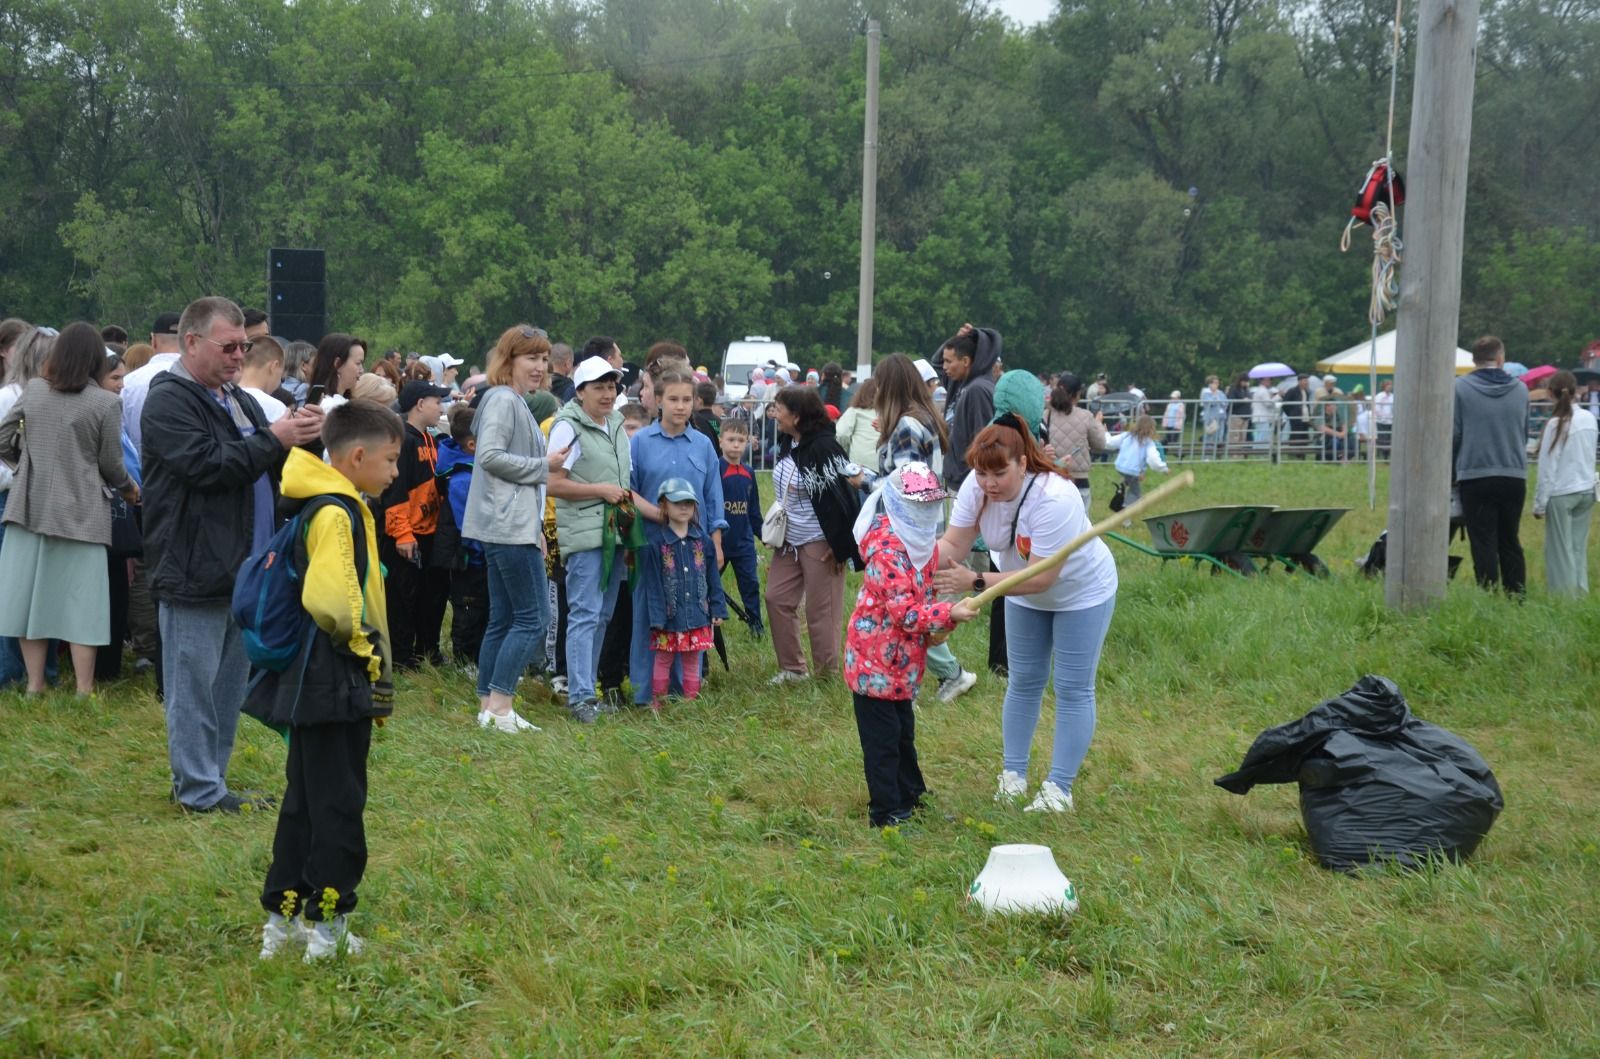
192, 334, 253, 356
520, 326, 548, 340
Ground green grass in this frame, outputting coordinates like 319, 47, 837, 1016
2, 462, 1597, 1057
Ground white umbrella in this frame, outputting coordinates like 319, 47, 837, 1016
1248, 361, 1295, 380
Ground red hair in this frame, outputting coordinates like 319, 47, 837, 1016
965, 417, 1066, 478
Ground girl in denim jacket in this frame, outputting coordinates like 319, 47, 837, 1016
638, 477, 726, 710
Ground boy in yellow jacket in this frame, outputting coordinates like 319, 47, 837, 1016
251, 400, 402, 962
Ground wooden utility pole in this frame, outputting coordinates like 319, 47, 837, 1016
855, 19, 881, 380
1386, 0, 1479, 609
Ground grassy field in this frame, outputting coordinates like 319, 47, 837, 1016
2, 462, 1597, 1057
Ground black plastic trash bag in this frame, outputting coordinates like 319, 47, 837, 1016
1215, 675, 1503, 871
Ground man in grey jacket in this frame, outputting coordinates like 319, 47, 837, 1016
1453, 335, 1529, 595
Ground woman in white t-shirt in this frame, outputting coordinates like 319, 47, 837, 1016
934, 416, 1118, 813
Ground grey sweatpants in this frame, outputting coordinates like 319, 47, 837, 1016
161, 601, 249, 810
1543, 490, 1595, 597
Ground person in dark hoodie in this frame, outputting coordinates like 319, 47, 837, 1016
940, 322, 1006, 671
939, 323, 1003, 493
1453, 335, 1530, 595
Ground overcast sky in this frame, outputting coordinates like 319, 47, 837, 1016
991, 0, 1055, 27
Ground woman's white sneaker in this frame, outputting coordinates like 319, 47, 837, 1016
936, 669, 978, 704
768, 670, 809, 686
1024, 780, 1074, 813
995, 770, 1027, 802
478, 708, 540, 733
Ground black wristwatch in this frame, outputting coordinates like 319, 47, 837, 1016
973, 573, 986, 591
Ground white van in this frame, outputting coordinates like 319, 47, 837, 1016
721, 336, 788, 400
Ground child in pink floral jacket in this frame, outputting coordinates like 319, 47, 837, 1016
843, 463, 977, 827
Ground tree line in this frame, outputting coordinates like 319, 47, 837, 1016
2, 0, 1596, 390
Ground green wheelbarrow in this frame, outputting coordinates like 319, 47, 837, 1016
1237, 507, 1349, 576
1107, 505, 1277, 578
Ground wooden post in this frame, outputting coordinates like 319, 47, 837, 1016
1386, 0, 1479, 609
855, 19, 881, 380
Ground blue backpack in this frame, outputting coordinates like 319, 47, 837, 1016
232, 495, 368, 671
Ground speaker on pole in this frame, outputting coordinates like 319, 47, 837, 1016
268, 247, 326, 344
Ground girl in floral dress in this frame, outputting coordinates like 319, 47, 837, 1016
843, 463, 978, 827
638, 477, 725, 711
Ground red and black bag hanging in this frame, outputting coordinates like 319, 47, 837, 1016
1351, 159, 1405, 225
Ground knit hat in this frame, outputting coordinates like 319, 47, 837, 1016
992, 369, 1046, 438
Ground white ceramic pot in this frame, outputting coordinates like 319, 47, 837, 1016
967, 844, 1080, 915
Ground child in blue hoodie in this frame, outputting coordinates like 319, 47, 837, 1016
638, 478, 726, 711
1106, 414, 1170, 508
432, 405, 488, 666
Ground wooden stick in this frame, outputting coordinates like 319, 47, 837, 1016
928, 471, 1197, 645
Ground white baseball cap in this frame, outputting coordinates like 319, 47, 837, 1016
438, 353, 464, 368
573, 356, 623, 389
913, 358, 939, 384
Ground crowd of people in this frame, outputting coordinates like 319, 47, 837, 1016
0, 303, 1131, 962
2, 300, 1592, 960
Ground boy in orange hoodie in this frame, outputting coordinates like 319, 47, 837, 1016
379, 380, 452, 668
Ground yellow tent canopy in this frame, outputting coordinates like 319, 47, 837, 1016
1314, 330, 1475, 377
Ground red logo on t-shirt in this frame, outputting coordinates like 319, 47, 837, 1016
1017, 535, 1032, 560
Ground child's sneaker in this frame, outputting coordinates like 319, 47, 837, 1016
477, 708, 540, 733
995, 770, 1027, 802
550, 675, 568, 697
303, 915, 365, 962
1024, 780, 1074, 813
259, 912, 307, 960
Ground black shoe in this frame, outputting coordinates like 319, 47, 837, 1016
184, 792, 245, 815
595, 689, 623, 714
237, 789, 279, 809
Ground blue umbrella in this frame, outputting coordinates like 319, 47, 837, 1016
1502, 361, 1528, 378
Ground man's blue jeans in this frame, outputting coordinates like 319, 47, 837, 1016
477, 543, 549, 698
565, 548, 623, 705
161, 601, 248, 810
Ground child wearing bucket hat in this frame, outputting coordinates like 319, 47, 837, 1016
638, 477, 726, 710
844, 463, 978, 828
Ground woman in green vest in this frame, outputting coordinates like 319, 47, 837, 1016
548, 357, 653, 723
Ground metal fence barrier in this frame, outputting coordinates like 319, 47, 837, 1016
708, 395, 1593, 473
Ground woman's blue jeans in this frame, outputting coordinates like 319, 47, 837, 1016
1000, 596, 1116, 791
476, 543, 549, 698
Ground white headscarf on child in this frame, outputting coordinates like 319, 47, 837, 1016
852, 461, 946, 569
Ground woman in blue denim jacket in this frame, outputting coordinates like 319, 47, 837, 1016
637, 477, 726, 710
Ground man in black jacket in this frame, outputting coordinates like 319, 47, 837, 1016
142, 297, 324, 814
1282, 374, 1313, 456
940, 323, 1003, 492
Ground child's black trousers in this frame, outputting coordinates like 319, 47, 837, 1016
851, 693, 926, 827
260, 718, 372, 920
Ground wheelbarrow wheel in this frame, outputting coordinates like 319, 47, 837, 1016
1292, 553, 1330, 577
1213, 551, 1258, 577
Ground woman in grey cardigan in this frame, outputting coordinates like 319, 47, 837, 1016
0, 322, 139, 695
462, 326, 569, 733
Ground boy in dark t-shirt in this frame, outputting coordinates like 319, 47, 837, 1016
717, 419, 763, 638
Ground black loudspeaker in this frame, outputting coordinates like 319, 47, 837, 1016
268, 247, 326, 343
